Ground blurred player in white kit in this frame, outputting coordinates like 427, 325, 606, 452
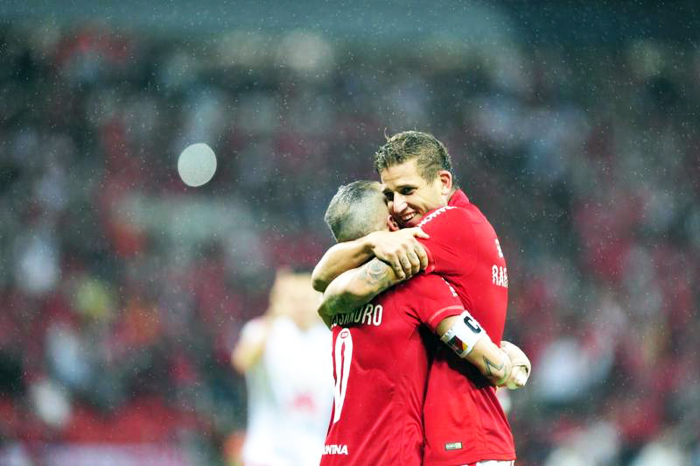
232, 269, 333, 466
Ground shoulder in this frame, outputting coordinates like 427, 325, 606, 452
240, 316, 284, 339
416, 205, 462, 229
241, 317, 266, 335
419, 204, 485, 232
416, 206, 476, 247
397, 273, 456, 298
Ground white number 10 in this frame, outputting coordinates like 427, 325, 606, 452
333, 328, 353, 424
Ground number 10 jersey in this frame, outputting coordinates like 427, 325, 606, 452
320, 274, 465, 465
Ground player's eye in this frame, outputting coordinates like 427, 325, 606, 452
383, 191, 394, 201
401, 187, 415, 195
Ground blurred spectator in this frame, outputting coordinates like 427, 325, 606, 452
231, 270, 332, 466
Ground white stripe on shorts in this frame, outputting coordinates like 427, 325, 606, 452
463, 461, 515, 466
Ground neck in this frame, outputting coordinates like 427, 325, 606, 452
445, 188, 457, 203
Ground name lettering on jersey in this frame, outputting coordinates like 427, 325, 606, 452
323, 444, 349, 455
417, 205, 457, 228
332, 303, 383, 328
495, 238, 504, 258
492, 265, 508, 288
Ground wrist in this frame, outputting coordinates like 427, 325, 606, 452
364, 231, 380, 255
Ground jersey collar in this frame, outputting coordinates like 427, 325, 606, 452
448, 189, 470, 208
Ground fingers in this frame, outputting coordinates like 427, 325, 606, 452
500, 341, 531, 383
511, 351, 530, 371
415, 243, 428, 270
400, 244, 425, 277
391, 246, 420, 280
372, 229, 430, 279
391, 256, 407, 280
399, 256, 413, 278
404, 229, 428, 271
514, 367, 528, 387
406, 249, 422, 275
503, 365, 529, 389
507, 366, 528, 389
501, 340, 531, 390
409, 227, 430, 239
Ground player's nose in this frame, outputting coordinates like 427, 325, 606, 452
392, 194, 408, 213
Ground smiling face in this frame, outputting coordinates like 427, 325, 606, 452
380, 159, 453, 228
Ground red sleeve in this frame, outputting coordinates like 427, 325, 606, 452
408, 274, 465, 333
416, 207, 477, 278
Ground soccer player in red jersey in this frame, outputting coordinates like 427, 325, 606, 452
313, 131, 522, 465
317, 180, 528, 466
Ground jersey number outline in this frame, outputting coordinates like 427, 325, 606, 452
333, 328, 353, 424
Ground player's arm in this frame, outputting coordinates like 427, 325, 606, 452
318, 302, 334, 329
311, 228, 430, 291
436, 313, 530, 389
318, 258, 402, 321
231, 318, 271, 373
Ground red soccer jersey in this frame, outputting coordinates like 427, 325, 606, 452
418, 189, 516, 465
321, 274, 464, 466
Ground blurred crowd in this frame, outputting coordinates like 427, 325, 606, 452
0, 21, 699, 465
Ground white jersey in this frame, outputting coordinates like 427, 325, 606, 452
241, 316, 333, 466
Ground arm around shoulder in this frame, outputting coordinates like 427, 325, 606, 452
312, 228, 429, 291
319, 258, 401, 318
311, 236, 375, 292
231, 318, 272, 374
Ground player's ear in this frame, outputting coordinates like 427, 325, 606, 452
387, 215, 400, 231
438, 170, 452, 195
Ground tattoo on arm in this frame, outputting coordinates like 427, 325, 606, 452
362, 259, 396, 292
483, 356, 504, 378
484, 355, 512, 386
323, 259, 398, 316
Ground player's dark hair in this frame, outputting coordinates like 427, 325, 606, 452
324, 180, 387, 243
373, 131, 454, 183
